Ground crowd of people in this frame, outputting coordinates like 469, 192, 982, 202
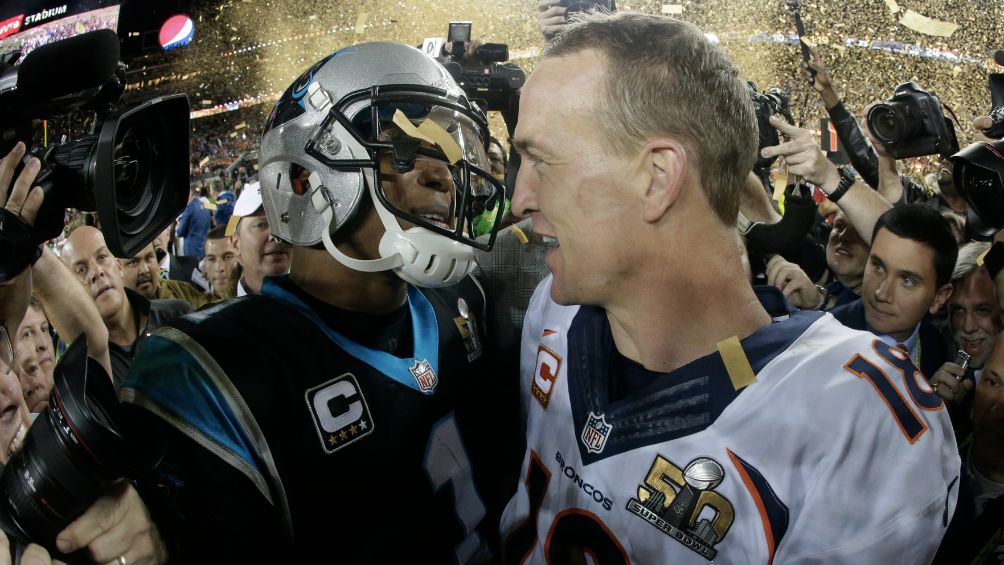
0, 3, 1003, 564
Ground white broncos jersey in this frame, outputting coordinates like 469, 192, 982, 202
501, 276, 960, 564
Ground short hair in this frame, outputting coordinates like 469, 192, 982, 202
207, 224, 229, 240
27, 295, 47, 320
952, 241, 992, 282
871, 204, 959, 287
543, 11, 758, 225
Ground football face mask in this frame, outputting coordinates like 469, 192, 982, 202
306, 86, 505, 251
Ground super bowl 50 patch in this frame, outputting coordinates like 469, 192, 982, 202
626, 455, 734, 560
454, 297, 483, 362
305, 373, 374, 454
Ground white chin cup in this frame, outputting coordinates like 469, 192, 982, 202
311, 170, 473, 288
378, 228, 474, 288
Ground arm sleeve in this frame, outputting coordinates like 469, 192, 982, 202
175, 202, 192, 237
121, 333, 287, 562
827, 102, 880, 189
774, 338, 961, 563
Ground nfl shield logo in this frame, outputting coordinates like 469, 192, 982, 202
581, 411, 612, 454
409, 359, 438, 394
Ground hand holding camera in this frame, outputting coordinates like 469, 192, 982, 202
537, 0, 567, 40
536, 0, 616, 40
0, 143, 43, 228
865, 81, 959, 160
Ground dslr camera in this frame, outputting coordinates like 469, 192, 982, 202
440, 22, 525, 116
866, 81, 959, 160
0, 336, 162, 561
748, 83, 793, 174
0, 29, 190, 280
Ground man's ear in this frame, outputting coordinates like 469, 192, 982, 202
930, 282, 953, 315
640, 140, 687, 224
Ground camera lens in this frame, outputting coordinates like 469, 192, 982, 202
868, 101, 925, 146
0, 338, 146, 554
868, 104, 904, 143
112, 124, 157, 219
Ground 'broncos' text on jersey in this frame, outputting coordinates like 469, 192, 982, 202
501, 276, 960, 564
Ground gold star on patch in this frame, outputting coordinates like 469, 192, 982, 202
350, 424, 358, 435
328, 434, 338, 445
340, 430, 349, 440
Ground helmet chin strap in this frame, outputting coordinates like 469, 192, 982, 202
309, 171, 474, 287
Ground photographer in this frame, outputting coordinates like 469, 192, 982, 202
802, 52, 932, 206
0, 145, 43, 346
0, 142, 166, 565
761, 116, 892, 247
859, 101, 965, 214
536, 0, 615, 41
757, 117, 892, 310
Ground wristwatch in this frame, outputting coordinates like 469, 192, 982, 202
827, 166, 857, 204
814, 284, 831, 310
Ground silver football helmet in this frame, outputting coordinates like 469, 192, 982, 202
258, 42, 504, 287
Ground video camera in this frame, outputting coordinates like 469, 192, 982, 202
0, 29, 190, 280
748, 82, 793, 174
440, 22, 525, 119
866, 81, 959, 160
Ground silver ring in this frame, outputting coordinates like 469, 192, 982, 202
116, 556, 127, 565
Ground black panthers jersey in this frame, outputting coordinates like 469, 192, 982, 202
121, 275, 519, 563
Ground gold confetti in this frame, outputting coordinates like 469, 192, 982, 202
141, 0, 996, 194
391, 109, 463, 164
355, 12, 369, 35
512, 225, 529, 244
883, 0, 900, 14
661, 4, 684, 15
898, 9, 959, 37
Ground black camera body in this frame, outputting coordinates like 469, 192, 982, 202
947, 70, 1004, 240
0, 29, 190, 279
562, 0, 617, 18
984, 105, 1004, 139
442, 22, 525, 114
749, 83, 793, 173
866, 81, 959, 160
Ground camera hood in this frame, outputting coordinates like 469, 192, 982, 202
951, 140, 1004, 240
92, 94, 190, 257
26, 94, 190, 258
